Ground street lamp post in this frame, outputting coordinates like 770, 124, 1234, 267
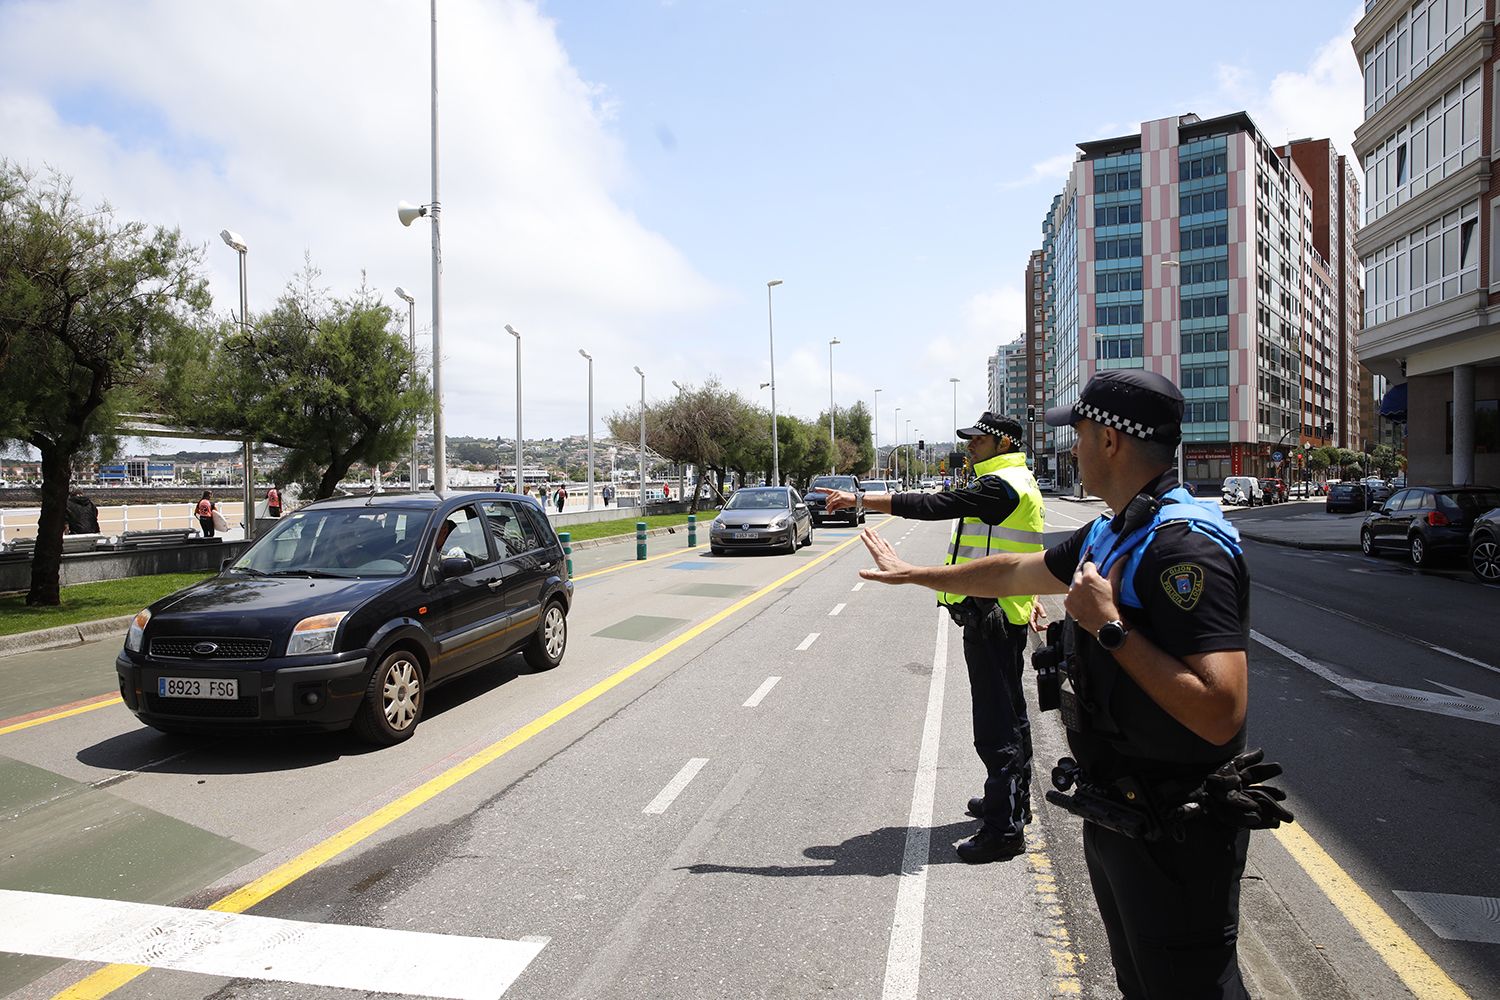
949, 377, 959, 469
219, 228, 255, 540
766, 280, 783, 484
579, 349, 594, 510
504, 324, 522, 493
828, 337, 841, 473
634, 366, 647, 507
393, 0, 447, 492
394, 287, 418, 489
672, 380, 687, 501
893, 407, 901, 482
1161, 258, 1184, 487
873, 388, 882, 479
905, 419, 912, 486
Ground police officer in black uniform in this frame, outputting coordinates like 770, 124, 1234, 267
825, 413, 1045, 863
857, 371, 1290, 1000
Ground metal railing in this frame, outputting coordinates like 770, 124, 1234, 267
0, 502, 246, 545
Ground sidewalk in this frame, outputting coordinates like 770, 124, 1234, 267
1054, 492, 1363, 551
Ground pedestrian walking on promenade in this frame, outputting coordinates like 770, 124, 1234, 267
195, 491, 215, 538
266, 484, 281, 518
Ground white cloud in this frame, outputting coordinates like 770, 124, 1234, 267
963, 286, 1026, 340
1214, 6, 1364, 163
0, 0, 726, 440
999, 151, 1076, 190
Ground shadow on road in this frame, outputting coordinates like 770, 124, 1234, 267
679, 820, 977, 878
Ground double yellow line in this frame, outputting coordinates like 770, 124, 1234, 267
54, 527, 881, 998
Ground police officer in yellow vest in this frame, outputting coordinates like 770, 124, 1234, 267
826, 411, 1045, 862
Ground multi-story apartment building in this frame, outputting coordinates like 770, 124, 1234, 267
1023, 249, 1055, 473
1353, 0, 1498, 486
986, 349, 1003, 414
1039, 112, 1363, 488
986, 339, 1024, 417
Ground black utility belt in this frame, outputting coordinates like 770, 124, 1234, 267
944, 597, 997, 626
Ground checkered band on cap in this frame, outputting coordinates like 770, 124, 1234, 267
1073, 401, 1156, 439
975, 418, 1009, 436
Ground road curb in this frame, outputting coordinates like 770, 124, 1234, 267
0, 613, 133, 660
566, 525, 689, 552
1235, 531, 1358, 552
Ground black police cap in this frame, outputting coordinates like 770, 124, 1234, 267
1043, 370, 1184, 444
955, 411, 1025, 442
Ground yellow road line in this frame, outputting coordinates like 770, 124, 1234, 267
54, 524, 884, 999
0, 696, 122, 737
1271, 822, 1470, 1000
574, 543, 692, 580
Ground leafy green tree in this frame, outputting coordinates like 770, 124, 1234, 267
178, 268, 430, 500
1371, 444, 1402, 479
817, 400, 876, 476
0, 164, 211, 605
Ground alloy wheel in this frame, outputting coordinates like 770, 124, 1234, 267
544, 604, 566, 659
1410, 534, 1426, 567
1472, 540, 1500, 582
1360, 530, 1374, 556
381, 657, 422, 731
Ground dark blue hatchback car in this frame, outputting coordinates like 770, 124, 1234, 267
116, 492, 573, 745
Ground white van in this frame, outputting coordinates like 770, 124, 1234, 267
1221, 476, 1263, 506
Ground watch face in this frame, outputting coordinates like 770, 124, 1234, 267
1098, 621, 1127, 650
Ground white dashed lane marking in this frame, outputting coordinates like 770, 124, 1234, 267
829, 603, 846, 616
742, 676, 781, 708
643, 758, 709, 815
852, 582, 865, 592
0, 889, 546, 1000
796, 632, 820, 651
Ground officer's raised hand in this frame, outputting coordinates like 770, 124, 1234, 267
825, 488, 855, 512
859, 529, 912, 583
1064, 560, 1126, 635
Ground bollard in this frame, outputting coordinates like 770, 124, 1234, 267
636, 521, 648, 560
687, 514, 697, 548
559, 531, 573, 576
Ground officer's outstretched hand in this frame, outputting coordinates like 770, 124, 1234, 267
825, 489, 853, 512
859, 529, 912, 584
1063, 560, 1125, 635
1029, 601, 1049, 634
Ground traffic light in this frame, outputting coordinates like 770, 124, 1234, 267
918, 439, 925, 452
1027, 405, 1036, 422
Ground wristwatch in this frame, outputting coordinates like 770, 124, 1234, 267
1096, 619, 1130, 651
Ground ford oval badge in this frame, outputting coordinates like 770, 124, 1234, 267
192, 641, 219, 657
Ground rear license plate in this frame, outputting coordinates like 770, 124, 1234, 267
733, 532, 760, 539
157, 676, 238, 700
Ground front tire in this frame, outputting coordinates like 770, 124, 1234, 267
1360, 529, 1376, 556
353, 649, 424, 746
785, 528, 798, 554
1470, 537, 1500, 582
801, 524, 813, 547
524, 600, 567, 671
711, 544, 726, 555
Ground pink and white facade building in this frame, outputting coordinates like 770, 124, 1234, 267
1041, 112, 1363, 487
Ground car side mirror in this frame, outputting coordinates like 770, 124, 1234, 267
220, 558, 233, 571
439, 556, 475, 579
795, 503, 807, 510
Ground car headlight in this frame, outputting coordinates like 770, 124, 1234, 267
287, 612, 348, 656
125, 608, 151, 652
770, 515, 790, 529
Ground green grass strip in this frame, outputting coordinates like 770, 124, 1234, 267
559, 510, 722, 543
0, 573, 213, 637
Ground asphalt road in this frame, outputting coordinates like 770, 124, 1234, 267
0, 501, 1494, 999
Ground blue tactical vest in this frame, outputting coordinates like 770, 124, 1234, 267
1068, 487, 1249, 770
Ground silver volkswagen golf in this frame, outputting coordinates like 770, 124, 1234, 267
709, 487, 813, 555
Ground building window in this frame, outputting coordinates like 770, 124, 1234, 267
1096, 303, 1144, 326
1094, 336, 1141, 360
1362, 70, 1483, 224
1181, 330, 1229, 354
1095, 235, 1143, 260
1096, 268, 1144, 293
1362, 198, 1481, 325
1181, 364, 1229, 389
1446, 399, 1500, 453
1093, 168, 1141, 193
1180, 223, 1228, 251
1180, 259, 1230, 285
1094, 203, 1142, 227
1180, 294, 1229, 319
1361, 0, 1484, 118
1178, 152, 1228, 181
1178, 188, 1229, 216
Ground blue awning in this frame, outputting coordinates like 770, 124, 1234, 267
1378, 382, 1408, 421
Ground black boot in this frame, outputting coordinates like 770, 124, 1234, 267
966, 795, 1034, 824
955, 827, 1025, 864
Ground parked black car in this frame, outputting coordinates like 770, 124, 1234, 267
1359, 485, 1500, 568
804, 475, 864, 526
116, 493, 573, 745
1470, 506, 1500, 583
1325, 481, 1367, 513
709, 487, 814, 554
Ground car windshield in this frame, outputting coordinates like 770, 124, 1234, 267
1440, 490, 1500, 514
863, 481, 890, 492
1330, 484, 1356, 494
230, 507, 432, 577
724, 489, 791, 510
809, 476, 856, 491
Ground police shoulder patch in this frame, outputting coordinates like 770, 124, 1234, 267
1160, 562, 1205, 610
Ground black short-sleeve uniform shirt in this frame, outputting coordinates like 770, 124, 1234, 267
1040, 472, 1250, 772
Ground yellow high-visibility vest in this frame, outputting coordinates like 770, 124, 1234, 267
937, 451, 1045, 625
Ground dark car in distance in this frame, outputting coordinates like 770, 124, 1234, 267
1469, 506, 1500, 583
1360, 485, 1500, 568
709, 487, 814, 554
117, 493, 573, 745
1258, 478, 1287, 503
804, 475, 865, 526
1325, 481, 1367, 513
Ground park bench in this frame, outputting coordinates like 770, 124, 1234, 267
117, 528, 194, 548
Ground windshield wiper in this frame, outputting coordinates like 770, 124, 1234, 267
231, 566, 267, 577
265, 569, 349, 579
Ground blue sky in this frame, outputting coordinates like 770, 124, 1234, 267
0, 0, 1363, 455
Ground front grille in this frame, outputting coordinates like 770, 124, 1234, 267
151, 637, 271, 661
143, 694, 260, 718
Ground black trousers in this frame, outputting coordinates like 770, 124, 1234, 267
959, 607, 1032, 836
198, 515, 215, 538
1083, 820, 1251, 1000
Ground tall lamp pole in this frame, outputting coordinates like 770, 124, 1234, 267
828, 337, 841, 473
949, 377, 960, 451
905, 418, 912, 485
634, 366, 647, 507
394, 0, 446, 492
1162, 258, 1184, 486
579, 349, 594, 509
766, 279, 783, 484
893, 407, 901, 481
219, 228, 255, 540
672, 380, 687, 501
394, 286, 418, 488
872, 388, 882, 479
504, 324, 522, 493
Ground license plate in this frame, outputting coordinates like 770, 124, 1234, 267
157, 676, 238, 700
733, 532, 760, 539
